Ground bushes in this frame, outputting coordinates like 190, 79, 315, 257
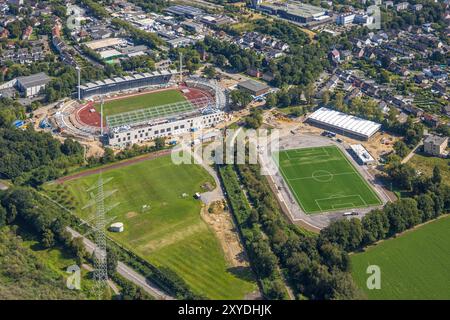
0, 128, 84, 185
218, 164, 287, 299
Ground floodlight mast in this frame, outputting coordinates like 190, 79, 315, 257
179, 52, 183, 83
76, 66, 81, 101
100, 97, 104, 136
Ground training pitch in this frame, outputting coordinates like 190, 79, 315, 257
94, 89, 187, 117
351, 216, 450, 299
274, 146, 382, 214
49, 155, 255, 299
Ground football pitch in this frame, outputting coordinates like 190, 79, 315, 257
351, 216, 450, 299
94, 89, 187, 117
274, 146, 382, 214
46, 155, 256, 299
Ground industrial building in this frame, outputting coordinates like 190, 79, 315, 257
16, 72, 51, 97
79, 70, 179, 99
307, 107, 381, 140
257, 2, 329, 24
165, 5, 204, 18
237, 79, 270, 96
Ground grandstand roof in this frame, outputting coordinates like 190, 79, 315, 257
80, 70, 179, 90
107, 99, 196, 128
308, 107, 381, 138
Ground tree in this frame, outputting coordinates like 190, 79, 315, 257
42, 229, 55, 248
0, 206, 6, 227
334, 92, 344, 111
107, 250, 118, 276
203, 66, 216, 79
393, 141, 409, 158
432, 166, 442, 185
229, 90, 252, 111
265, 93, 277, 109
321, 90, 330, 106
154, 137, 166, 150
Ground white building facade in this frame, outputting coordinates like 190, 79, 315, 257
108, 111, 225, 146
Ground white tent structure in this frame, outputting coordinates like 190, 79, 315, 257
307, 107, 381, 140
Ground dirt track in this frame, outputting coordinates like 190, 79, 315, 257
56, 149, 172, 183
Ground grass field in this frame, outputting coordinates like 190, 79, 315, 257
46, 155, 256, 299
351, 216, 450, 299
409, 153, 450, 186
94, 89, 187, 117
274, 146, 382, 214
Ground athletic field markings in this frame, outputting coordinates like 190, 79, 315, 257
335, 147, 382, 205
275, 146, 382, 214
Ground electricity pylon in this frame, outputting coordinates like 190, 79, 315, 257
82, 175, 119, 299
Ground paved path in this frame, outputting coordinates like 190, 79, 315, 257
401, 139, 423, 164
66, 227, 174, 300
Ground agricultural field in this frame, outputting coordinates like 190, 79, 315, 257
45, 155, 256, 299
274, 146, 382, 214
409, 153, 450, 186
351, 216, 450, 299
94, 89, 187, 117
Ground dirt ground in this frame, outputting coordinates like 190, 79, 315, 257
200, 201, 249, 268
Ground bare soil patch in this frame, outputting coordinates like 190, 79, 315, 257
201, 201, 249, 268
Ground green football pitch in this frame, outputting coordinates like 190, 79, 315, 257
351, 216, 450, 299
274, 146, 382, 214
46, 155, 256, 299
94, 89, 188, 117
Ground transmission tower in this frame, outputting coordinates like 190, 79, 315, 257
82, 175, 119, 299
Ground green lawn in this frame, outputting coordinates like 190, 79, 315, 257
351, 216, 450, 299
46, 155, 256, 299
95, 89, 187, 117
409, 153, 450, 186
274, 146, 382, 214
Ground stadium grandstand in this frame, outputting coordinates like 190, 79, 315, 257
306, 107, 381, 140
107, 77, 227, 146
79, 70, 179, 99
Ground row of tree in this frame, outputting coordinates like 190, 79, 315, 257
320, 166, 449, 252
233, 162, 362, 299
218, 164, 288, 299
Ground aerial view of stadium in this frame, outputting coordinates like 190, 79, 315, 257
0, 0, 448, 312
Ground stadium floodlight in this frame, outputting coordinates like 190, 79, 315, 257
76, 66, 81, 101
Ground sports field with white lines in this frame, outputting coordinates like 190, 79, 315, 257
274, 146, 382, 214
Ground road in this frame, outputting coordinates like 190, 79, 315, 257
66, 227, 174, 300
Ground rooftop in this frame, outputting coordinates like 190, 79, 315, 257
238, 79, 270, 93
17, 72, 51, 88
308, 107, 381, 138
424, 135, 448, 146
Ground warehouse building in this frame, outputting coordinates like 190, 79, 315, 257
307, 107, 381, 140
79, 70, 179, 99
165, 5, 204, 18
258, 2, 329, 24
16, 72, 51, 97
237, 79, 270, 97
